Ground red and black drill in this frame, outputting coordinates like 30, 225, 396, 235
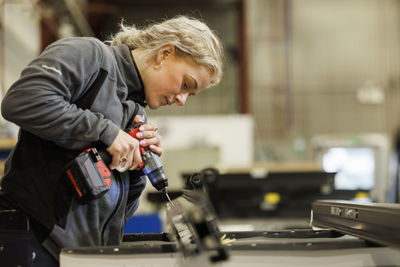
65, 115, 168, 202
126, 126, 168, 192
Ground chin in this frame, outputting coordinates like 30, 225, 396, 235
147, 102, 160, 110
148, 104, 158, 110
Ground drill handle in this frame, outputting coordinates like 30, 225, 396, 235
96, 125, 146, 171
93, 107, 147, 171
125, 126, 145, 170
127, 127, 146, 155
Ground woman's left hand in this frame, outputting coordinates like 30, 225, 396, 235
132, 115, 162, 156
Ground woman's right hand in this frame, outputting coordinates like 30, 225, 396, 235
106, 129, 142, 172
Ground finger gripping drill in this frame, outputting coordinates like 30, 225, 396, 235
128, 126, 168, 193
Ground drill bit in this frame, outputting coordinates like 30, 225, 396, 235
163, 188, 174, 206
165, 192, 173, 205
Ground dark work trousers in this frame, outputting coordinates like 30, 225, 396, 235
0, 210, 58, 267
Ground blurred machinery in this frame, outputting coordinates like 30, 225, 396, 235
181, 168, 369, 221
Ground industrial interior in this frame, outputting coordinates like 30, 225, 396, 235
1, 0, 400, 266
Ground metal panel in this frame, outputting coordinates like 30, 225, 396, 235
312, 199, 400, 248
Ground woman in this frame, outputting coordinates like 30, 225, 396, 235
0, 15, 223, 266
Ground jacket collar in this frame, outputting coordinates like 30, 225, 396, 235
112, 44, 147, 107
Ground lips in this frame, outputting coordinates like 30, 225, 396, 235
165, 97, 173, 105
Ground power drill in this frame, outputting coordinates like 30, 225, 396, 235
65, 108, 169, 202
126, 125, 168, 193
125, 106, 169, 193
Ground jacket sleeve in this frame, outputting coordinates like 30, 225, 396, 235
1, 38, 120, 149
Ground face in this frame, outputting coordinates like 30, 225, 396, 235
139, 45, 212, 110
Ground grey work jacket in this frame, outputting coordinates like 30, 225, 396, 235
0, 37, 147, 258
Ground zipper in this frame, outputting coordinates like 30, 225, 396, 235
101, 171, 125, 245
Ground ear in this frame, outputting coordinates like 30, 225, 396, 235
156, 44, 176, 64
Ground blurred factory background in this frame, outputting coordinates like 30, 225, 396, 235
1, 0, 400, 232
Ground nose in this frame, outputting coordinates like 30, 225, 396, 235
174, 93, 189, 106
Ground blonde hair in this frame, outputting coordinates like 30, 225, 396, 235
108, 16, 223, 86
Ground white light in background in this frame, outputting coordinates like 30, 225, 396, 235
357, 81, 385, 105
323, 147, 375, 190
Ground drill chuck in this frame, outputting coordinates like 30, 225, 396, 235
146, 168, 168, 192
141, 150, 168, 192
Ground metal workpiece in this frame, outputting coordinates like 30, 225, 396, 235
312, 200, 400, 248
165, 190, 229, 264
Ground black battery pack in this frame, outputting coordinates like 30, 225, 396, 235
65, 148, 112, 203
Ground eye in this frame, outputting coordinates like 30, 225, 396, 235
181, 78, 197, 96
182, 81, 190, 90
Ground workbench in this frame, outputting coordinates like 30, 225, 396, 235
60, 229, 400, 267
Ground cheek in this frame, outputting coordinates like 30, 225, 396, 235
149, 79, 163, 92
162, 70, 182, 93
147, 75, 168, 94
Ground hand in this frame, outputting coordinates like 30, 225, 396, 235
133, 115, 162, 156
106, 129, 142, 172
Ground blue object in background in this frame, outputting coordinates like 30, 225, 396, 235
0, 149, 12, 160
124, 213, 162, 233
